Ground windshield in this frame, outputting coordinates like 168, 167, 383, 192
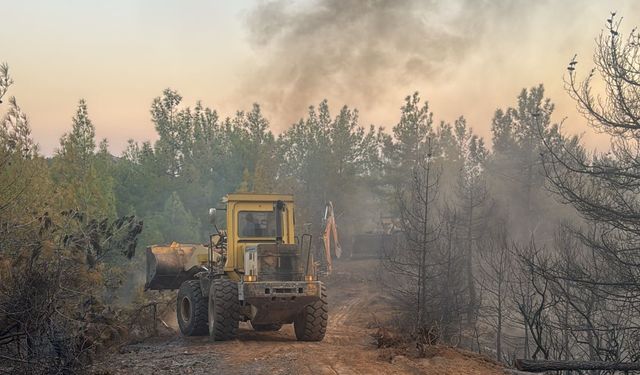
238, 211, 276, 238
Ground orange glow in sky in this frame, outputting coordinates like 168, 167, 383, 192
3, 1, 639, 155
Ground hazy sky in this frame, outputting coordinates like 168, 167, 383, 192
2, 0, 639, 155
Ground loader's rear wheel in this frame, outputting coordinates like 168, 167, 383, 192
208, 279, 240, 341
294, 284, 328, 341
176, 280, 208, 336
251, 322, 283, 332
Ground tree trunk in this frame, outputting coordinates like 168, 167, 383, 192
419, 159, 431, 327
515, 359, 640, 372
496, 297, 502, 362
466, 197, 476, 324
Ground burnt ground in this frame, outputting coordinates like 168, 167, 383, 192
90, 259, 508, 375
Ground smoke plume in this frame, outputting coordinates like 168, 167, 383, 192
241, 0, 522, 128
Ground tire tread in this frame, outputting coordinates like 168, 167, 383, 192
177, 280, 208, 336
294, 284, 328, 341
209, 279, 240, 341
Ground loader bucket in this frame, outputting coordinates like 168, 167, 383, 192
145, 242, 208, 291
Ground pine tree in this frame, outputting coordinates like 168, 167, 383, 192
488, 85, 559, 242
278, 99, 380, 234
151, 88, 185, 177
237, 168, 251, 192
0, 94, 49, 221
160, 191, 200, 242
70, 99, 96, 160
384, 92, 434, 182
52, 99, 116, 218
452, 117, 489, 324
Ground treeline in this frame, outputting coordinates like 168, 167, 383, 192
112, 92, 383, 246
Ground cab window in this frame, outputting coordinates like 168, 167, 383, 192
238, 211, 276, 238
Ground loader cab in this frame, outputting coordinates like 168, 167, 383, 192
149, 192, 326, 342
222, 194, 296, 277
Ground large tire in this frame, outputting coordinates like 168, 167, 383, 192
176, 280, 208, 336
208, 279, 240, 341
294, 284, 328, 341
251, 322, 283, 332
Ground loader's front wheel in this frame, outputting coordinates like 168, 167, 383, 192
176, 280, 209, 336
208, 279, 240, 341
251, 322, 283, 332
294, 284, 328, 341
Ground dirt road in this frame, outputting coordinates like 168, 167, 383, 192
91, 260, 506, 375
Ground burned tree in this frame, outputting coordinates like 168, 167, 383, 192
538, 13, 640, 363
509, 241, 547, 360
381, 139, 469, 342
477, 221, 512, 362
382, 142, 441, 330
544, 13, 640, 286
542, 13, 640, 318
452, 117, 489, 326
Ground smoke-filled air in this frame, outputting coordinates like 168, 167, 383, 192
4, 1, 640, 374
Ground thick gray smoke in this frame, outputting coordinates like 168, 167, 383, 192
242, 0, 526, 127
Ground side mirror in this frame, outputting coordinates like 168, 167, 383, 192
208, 208, 217, 225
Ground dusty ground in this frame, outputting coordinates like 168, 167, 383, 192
90, 259, 507, 375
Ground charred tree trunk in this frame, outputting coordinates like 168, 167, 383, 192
465, 196, 476, 324
515, 358, 640, 372
418, 158, 430, 327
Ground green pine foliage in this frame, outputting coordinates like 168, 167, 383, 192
51, 99, 117, 218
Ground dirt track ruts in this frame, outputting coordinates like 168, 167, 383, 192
91, 260, 507, 375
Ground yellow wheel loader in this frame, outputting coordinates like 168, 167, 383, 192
145, 194, 327, 341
